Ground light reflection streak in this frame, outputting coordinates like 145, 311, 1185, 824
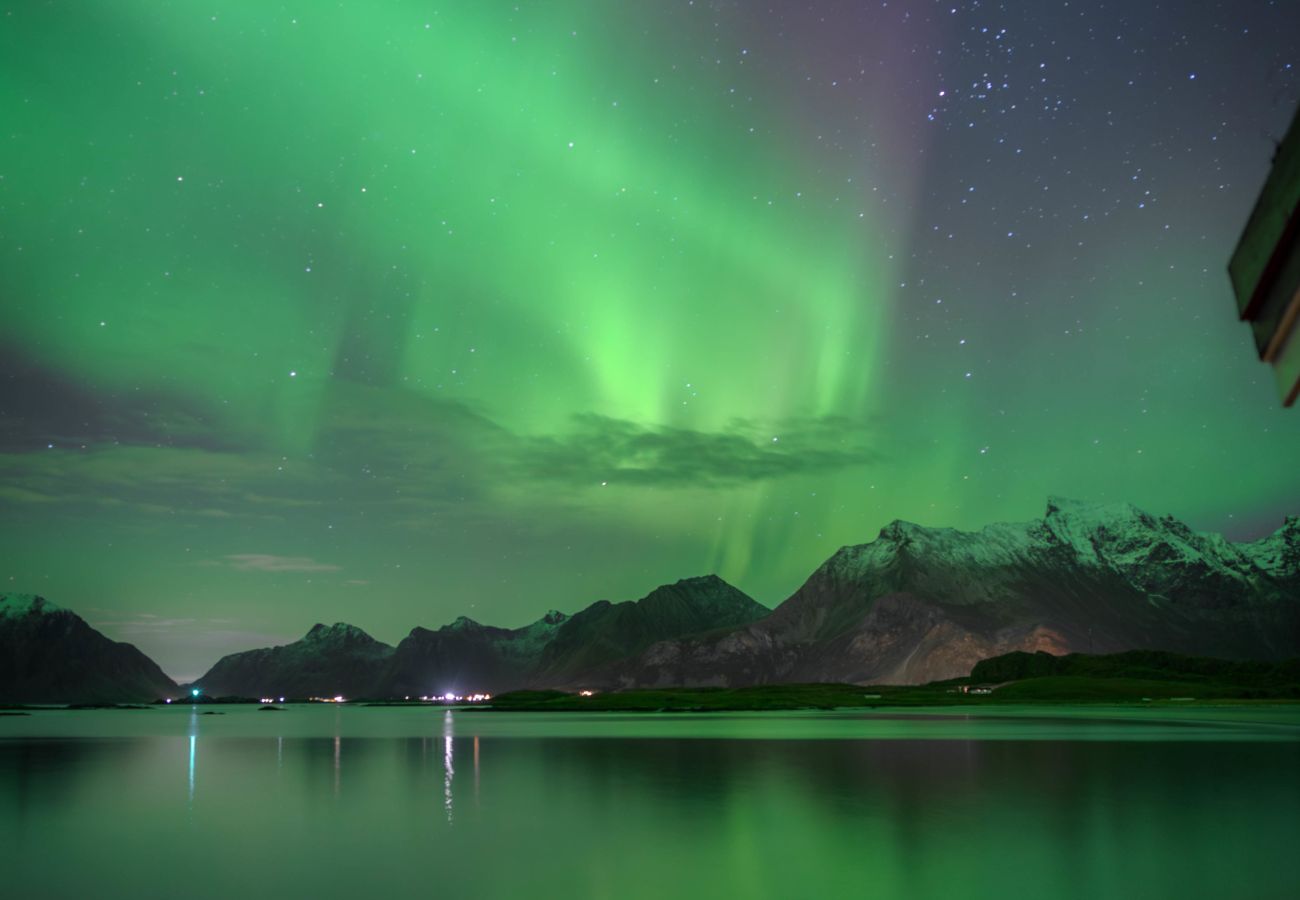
333, 707, 341, 797
443, 711, 455, 823
333, 735, 341, 798
187, 709, 198, 806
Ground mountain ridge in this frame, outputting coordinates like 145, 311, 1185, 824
605, 498, 1299, 687
4, 499, 1297, 702
188, 621, 396, 698
0, 593, 178, 703
178, 575, 767, 698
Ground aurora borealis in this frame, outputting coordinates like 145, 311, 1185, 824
2, 1, 1299, 678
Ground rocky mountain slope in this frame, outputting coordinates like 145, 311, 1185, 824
380, 609, 571, 697
534, 575, 769, 683
189, 622, 395, 698
604, 498, 1300, 687
0, 594, 177, 703
382, 576, 768, 695
186, 575, 769, 699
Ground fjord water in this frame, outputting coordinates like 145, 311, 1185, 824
2, 707, 1297, 899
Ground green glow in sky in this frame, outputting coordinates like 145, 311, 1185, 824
2, 1, 1298, 677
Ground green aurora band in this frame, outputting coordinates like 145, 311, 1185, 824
1, 2, 1297, 677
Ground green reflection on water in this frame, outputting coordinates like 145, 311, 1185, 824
2, 708, 1298, 899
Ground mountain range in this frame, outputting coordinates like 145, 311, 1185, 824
189, 574, 768, 698
2, 498, 1297, 702
608, 497, 1300, 687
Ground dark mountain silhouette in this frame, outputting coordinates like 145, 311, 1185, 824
0, 594, 177, 703
381, 609, 570, 697
382, 576, 768, 695
187, 576, 769, 698
189, 622, 394, 698
8, 499, 1298, 701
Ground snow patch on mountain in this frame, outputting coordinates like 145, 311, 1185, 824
822, 497, 1291, 596
0, 594, 62, 618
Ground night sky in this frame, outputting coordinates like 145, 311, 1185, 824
3, 1, 1298, 679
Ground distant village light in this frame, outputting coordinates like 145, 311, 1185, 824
422, 692, 491, 704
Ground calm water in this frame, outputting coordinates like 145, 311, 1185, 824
2, 706, 1297, 899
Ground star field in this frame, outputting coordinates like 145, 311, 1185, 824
1, 1, 1298, 678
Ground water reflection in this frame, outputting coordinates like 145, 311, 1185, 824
333, 735, 340, 797
443, 711, 455, 823
187, 709, 197, 806
333, 707, 341, 797
1, 713, 1298, 900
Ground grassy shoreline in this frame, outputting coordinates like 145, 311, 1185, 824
6, 651, 1296, 713
481, 683, 1300, 713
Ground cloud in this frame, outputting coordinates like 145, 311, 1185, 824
91, 615, 196, 633
0, 378, 884, 533
0, 443, 339, 518
0, 485, 57, 504
309, 385, 881, 492
514, 414, 881, 487
0, 340, 249, 454
222, 554, 341, 573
